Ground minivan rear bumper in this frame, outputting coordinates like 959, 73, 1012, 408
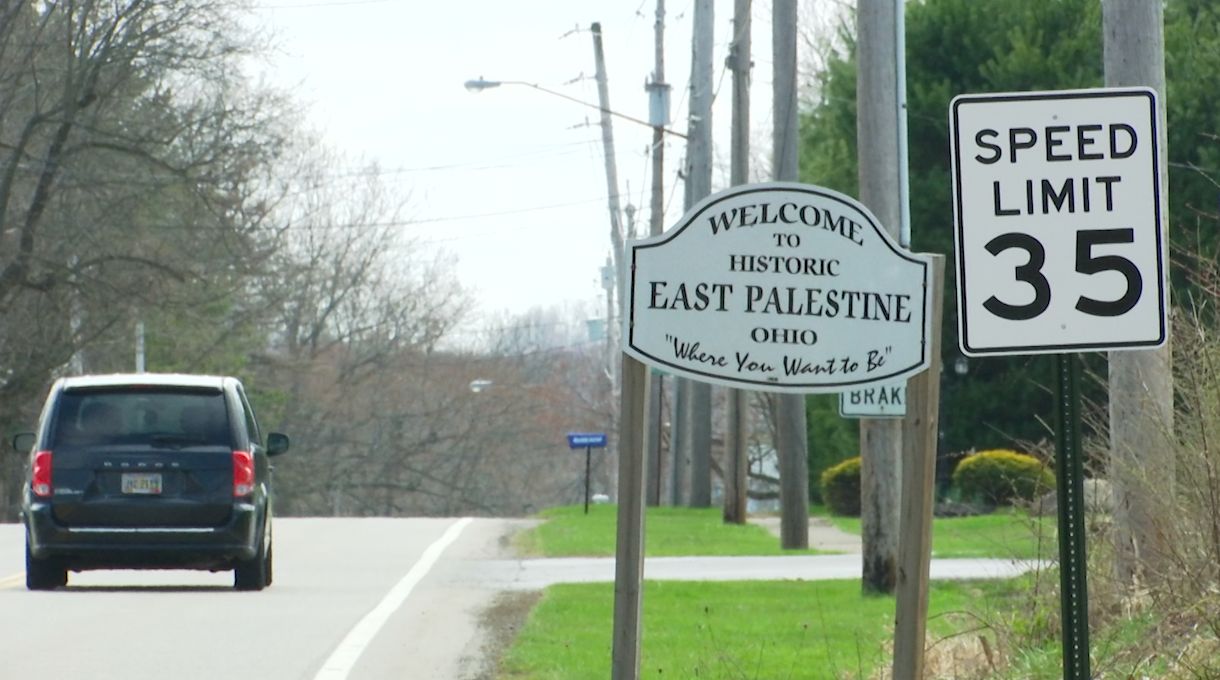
25, 501, 263, 570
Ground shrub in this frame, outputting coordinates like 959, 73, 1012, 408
820, 456, 861, 516
952, 449, 1055, 506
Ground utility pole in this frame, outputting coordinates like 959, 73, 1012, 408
591, 22, 627, 501
685, 0, 715, 509
68, 256, 84, 375
135, 320, 146, 372
645, 0, 669, 507
1103, 0, 1173, 585
591, 22, 625, 387
670, 381, 687, 505
602, 253, 618, 411
607, 16, 651, 670
856, 0, 905, 595
773, 0, 810, 549
723, 0, 751, 525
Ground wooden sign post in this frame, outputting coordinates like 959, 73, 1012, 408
611, 181, 938, 679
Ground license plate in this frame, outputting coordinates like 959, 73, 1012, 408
121, 473, 163, 495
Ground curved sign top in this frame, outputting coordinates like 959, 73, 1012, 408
623, 182, 933, 393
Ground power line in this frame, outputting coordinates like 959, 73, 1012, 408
30, 196, 611, 238
39, 138, 606, 186
253, 0, 395, 9
400, 197, 608, 228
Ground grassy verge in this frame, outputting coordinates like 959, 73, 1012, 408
993, 610, 1172, 679
502, 506, 1078, 678
824, 508, 1056, 560
498, 578, 1022, 679
516, 505, 820, 557
517, 503, 1055, 560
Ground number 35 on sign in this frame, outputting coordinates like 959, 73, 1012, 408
949, 87, 1167, 356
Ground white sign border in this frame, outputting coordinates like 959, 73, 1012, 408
950, 87, 1168, 357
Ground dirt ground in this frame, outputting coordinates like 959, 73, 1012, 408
473, 590, 542, 680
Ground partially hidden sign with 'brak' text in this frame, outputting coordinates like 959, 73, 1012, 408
623, 182, 934, 394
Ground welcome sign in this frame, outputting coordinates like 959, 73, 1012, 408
623, 182, 933, 393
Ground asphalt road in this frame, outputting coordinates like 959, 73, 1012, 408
0, 517, 529, 680
0, 517, 1040, 680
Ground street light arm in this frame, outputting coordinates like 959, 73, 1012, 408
464, 78, 688, 140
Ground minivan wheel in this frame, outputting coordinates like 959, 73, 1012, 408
25, 541, 67, 591
234, 539, 269, 591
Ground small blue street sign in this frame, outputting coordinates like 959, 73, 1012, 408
567, 432, 607, 449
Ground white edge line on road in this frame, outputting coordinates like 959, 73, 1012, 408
313, 517, 474, 680
0, 573, 23, 589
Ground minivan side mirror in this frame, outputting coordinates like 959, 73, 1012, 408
266, 432, 290, 457
11, 432, 34, 453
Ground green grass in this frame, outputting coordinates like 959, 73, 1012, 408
506, 505, 1064, 678
519, 504, 1055, 559
824, 508, 1056, 559
499, 578, 1020, 679
517, 505, 820, 557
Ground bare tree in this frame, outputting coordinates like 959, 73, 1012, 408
0, 1, 290, 366
0, 0, 293, 517
0, 2, 622, 521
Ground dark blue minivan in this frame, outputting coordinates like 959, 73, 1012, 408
13, 374, 289, 590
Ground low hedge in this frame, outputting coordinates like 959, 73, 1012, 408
820, 456, 862, 516
952, 449, 1055, 506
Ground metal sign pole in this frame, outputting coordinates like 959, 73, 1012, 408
1054, 353, 1090, 679
584, 446, 592, 515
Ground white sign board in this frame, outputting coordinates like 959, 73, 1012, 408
839, 380, 907, 418
950, 87, 1167, 356
623, 182, 933, 393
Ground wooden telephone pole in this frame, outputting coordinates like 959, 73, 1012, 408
772, 0, 810, 549
1103, 0, 1174, 587
645, 0, 668, 507
723, 0, 752, 525
856, 0, 904, 592
684, 0, 715, 509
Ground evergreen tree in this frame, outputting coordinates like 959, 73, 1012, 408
799, 0, 1220, 457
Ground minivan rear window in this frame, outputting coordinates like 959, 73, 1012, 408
50, 388, 230, 448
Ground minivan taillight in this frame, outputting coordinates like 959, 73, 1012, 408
232, 450, 255, 497
31, 450, 52, 497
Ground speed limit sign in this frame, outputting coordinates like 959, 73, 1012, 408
950, 88, 1167, 356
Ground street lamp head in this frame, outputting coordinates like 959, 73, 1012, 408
464, 78, 501, 93
462, 75, 688, 138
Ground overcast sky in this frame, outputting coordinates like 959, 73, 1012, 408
246, 0, 798, 345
